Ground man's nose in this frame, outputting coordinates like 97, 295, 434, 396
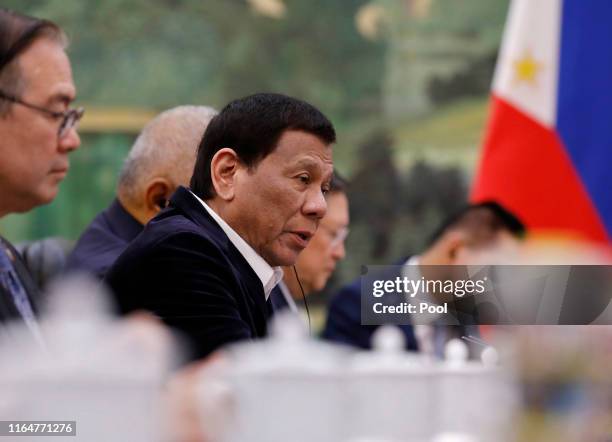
59, 127, 81, 153
302, 188, 327, 219
331, 241, 346, 261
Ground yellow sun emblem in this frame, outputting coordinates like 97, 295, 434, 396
514, 50, 542, 86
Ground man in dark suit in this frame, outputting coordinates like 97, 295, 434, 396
66, 105, 217, 279
0, 9, 81, 340
322, 202, 525, 355
106, 93, 336, 360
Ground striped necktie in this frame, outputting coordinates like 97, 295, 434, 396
0, 244, 42, 342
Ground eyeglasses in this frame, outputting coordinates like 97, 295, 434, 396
0, 90, 84, 138
320, 225, 349, 250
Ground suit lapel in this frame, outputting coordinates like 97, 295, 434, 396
168, 187, 270, 335
168, 187, 230, 247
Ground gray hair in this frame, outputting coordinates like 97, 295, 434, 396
118, 105, 217, 205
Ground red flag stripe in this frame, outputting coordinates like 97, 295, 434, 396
471, 96, 610, 243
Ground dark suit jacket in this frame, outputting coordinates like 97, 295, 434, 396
66, 199, 143, 279
0, 236, 40, 325
322, 262, 419, 351
105, 186, 273, 360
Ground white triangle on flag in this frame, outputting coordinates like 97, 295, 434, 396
492, 0, 561, 128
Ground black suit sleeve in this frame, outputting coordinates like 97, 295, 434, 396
106, 232, 254, 360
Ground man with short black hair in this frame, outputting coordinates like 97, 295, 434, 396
0, 9, 82, 336
106, 93, 336, 359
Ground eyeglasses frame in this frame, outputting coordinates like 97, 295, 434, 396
0, 89, 84, 138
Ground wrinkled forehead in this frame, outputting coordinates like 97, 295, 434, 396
259, 129, 333, 173
290, 153, 334, 174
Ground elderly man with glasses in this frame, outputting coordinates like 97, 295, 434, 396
0, 9, 82, 340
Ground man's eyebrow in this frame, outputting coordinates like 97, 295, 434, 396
46, 92, 76, 106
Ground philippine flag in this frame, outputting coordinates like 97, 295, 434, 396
471, 0, 612, 244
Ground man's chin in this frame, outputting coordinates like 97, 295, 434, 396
35, 186, 60, 207
264, 248, 301, 267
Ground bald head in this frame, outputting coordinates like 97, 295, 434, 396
118, 105, 217, 224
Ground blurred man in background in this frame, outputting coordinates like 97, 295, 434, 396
0, 9, 81, 337
323, 201, 525, 356
271, 172, 349, 312
66, 105, 217, 279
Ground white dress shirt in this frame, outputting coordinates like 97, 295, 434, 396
190, 191, 283, 300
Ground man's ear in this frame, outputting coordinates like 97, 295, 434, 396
145, 178, 173, 214
210, 148, 240, 201
443, 230, 466, 262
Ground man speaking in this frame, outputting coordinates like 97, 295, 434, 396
106, 93, 335, 359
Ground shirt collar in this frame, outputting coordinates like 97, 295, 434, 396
190, 191, 283, 300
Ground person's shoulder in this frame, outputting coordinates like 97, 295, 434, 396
67, 204, 131, 259
104, 214, 230, 294
68, 211, 122, 255
143, 208, 224, 252
328, 258, 409, 309
328, 276, 362, 313
107, 206, 234, 282
340, 277, 362, 297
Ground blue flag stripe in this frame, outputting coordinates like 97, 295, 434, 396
556, 0, 612, 238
